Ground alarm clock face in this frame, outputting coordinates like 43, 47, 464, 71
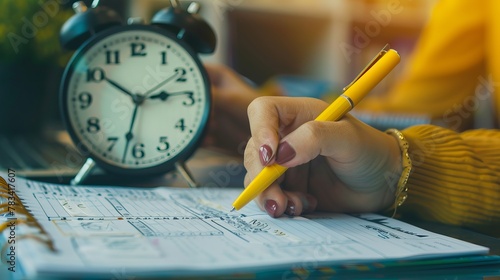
60, 25, 211, 175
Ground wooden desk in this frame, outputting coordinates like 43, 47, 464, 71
410, 220, 500, 255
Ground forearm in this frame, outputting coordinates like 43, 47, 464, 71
399, 125, 500, 234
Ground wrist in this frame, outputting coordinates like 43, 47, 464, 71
383, 129, 412, 217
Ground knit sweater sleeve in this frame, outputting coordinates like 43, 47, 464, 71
399, 125, 500, 235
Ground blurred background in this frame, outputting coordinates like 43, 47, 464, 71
133, 0, 437, 95
0, 0, 437, 132
0, 0, 437, 178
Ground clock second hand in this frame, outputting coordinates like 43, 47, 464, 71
120, 68, 181, 163
121, 102, 140, 164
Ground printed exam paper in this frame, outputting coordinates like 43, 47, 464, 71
1, 174, 488, 279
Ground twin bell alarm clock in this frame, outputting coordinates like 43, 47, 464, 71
59, 0, 216, 186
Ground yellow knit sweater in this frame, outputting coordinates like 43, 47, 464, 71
359, 0, 500, 235
402, 126, 500, 236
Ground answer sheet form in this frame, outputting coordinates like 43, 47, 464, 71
8, 177, 489, 278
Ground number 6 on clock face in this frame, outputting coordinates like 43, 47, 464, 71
60, 25, 211, 176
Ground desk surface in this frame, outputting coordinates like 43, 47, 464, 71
409, 220, 500, 255
8, 147, 500, 279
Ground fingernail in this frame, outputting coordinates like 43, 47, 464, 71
275, 141, 296, 165
259, 144, 273, 166
265, 200, 278, 217
285, 200, 296, 216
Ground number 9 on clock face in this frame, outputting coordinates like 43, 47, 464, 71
60, 25, 211, 176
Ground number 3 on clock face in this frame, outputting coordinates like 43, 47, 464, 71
60, 25, 211, 175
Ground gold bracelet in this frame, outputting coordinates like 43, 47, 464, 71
385, 129, 412, 217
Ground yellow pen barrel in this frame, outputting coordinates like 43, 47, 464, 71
317, 49, 400, 122
345, 49, 400, 105
315, 96, 353, 121
232, 164, 287, 210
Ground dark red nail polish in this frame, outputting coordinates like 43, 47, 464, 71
259, 144, 273, 166
265, 200, 278, 217
285, 200, 296, 216
275, 141, 296, 165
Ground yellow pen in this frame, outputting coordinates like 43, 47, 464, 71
231, 44, 401, 212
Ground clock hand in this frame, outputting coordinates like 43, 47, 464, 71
105, 77, 134, 99
121, 102, 140, 163
143, 68, 183, 97
148, 90, 193, 101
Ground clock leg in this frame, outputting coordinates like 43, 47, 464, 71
70, 158, 96, 185
175, 161, 198, 188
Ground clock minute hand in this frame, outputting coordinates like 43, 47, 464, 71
143, 68, 183, 97
105, 77, 134, 99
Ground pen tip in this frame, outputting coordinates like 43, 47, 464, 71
230, 207, 236, 212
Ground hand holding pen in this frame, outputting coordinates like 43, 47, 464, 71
233, 46, 402, 217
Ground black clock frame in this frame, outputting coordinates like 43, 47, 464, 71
59, 24, 212, 176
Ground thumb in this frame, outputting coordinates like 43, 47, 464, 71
274, 114, 367, 167
275, 114, 400, 192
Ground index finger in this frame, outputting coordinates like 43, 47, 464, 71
247, 96, 328, 161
